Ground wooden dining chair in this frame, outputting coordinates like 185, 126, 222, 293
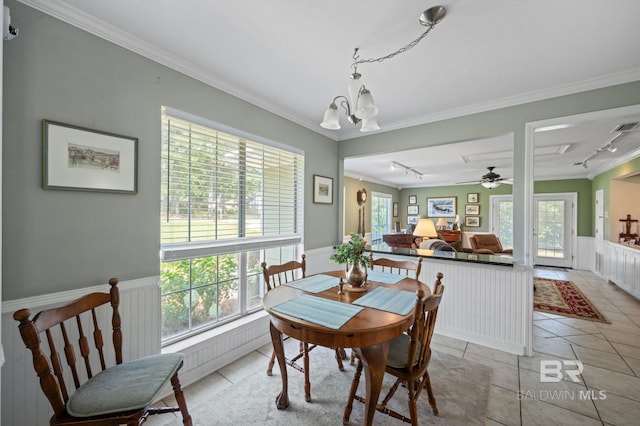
262, 255, 346, 402
343, 273, 445, 426
13, 278, 192, 426
369, 253, 423, 278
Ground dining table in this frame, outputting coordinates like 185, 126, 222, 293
262, 269, 432, 426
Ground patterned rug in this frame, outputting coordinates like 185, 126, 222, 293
534, 278, 610, 323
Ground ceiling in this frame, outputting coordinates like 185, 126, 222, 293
22, 0, 640, 187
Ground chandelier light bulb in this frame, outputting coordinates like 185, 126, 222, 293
320, 103, 340, 129
347, 72, 363, 108
354, 88, 379, 119
360, 116, 380, 132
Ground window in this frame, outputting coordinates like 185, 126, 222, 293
371, 192, 392, 242
160, 107, 304, 343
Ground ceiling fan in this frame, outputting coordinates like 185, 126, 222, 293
456, 166, 512, 189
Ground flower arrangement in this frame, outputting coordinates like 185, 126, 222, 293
330, 233, 373, 269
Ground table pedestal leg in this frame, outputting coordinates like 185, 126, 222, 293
354, 343, 389, 426
270, 321, 289, 409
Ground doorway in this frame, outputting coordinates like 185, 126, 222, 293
533, 194, 576, 268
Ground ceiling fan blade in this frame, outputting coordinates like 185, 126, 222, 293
455, 179, 483, 184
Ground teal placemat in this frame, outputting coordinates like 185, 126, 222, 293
284, 274, 338, 293
353, 287, 417, 316
271, 294, 363, 329
367, 270, 406, 285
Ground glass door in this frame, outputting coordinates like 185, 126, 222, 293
371, 192, 392, 243
533, 194, 575, 268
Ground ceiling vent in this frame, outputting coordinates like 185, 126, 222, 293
611, 122, 639, 133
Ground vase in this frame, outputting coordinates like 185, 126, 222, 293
346, 262, 366, 288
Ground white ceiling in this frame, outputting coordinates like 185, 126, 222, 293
21, 0, 640, 187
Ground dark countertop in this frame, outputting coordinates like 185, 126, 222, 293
366, 244, 514, 267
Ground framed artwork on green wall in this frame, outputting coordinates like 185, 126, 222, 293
467, 193, 478, 203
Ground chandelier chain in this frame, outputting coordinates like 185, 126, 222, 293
352, 26, 434, 69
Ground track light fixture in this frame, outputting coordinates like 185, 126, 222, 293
320, 6, 446, 132
392, 161, 423, 180
572, 133, 624, 169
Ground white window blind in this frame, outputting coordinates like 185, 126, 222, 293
160, 108, 304, 259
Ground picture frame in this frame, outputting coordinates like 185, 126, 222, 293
426, 196, 457, 218
465, 204, 480, 215
467, 193, 478, 203
407, 215, 419, 225
407, 205, 419, 215
393, 202, 399, 217
42, 120, 138, 193
394, 221, 401, 232
313, 174, 333, 204
409, 195, 417, 204
465, 216, 480, 227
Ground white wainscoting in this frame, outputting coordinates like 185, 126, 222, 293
373, 253, 533, 356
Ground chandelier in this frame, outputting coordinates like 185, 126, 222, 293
320, 5, 446, 132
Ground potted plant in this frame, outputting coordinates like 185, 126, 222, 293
330, 233, 373, 287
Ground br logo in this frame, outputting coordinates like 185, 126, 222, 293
540, 360, 584, 383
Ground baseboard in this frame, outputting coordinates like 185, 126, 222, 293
436, 326, 527, 356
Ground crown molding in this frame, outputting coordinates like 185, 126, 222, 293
19, 0, 640, 143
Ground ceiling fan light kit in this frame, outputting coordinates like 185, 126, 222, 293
320, 6, 446, 132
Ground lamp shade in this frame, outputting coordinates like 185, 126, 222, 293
360, 116, 380, 132
481, 181, 501, 189
436, 218, 448, 229
320, 103, 340, 129
455, 215, 461, 223
354, 88, 379, 119
413, 219, 438, 238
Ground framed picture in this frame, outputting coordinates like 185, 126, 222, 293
465, 204, 480, 215
393, 202, 399, 217
42, 120, 138, 193
394, 221, 401, 232
409, 195, 417, 204
465, 216, 480, 227
313, 174, 333, 204
467, 193, 478, 203
426, 196, 456, 218
407, 205, 419, 215
407, 215, 419, 225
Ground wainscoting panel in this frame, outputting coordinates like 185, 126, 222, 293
1, 276, 161, 426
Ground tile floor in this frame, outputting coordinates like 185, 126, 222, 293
154, 269, 640, 425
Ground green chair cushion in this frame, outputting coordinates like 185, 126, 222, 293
66, 353, 183, 417
386, 334, 421, 369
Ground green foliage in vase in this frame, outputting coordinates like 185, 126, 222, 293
330, 233, 373, 269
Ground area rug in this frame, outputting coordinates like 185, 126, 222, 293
152, 346, 492, 425
534, 277, 609, 323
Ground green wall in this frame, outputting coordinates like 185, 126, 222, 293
2, 1, 338, 300
343, 177, 400, 235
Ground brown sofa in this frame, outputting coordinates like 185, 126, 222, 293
469, 234, 513, 256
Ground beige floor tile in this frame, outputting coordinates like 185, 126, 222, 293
466, 342, 519, 367
464, 352, 520, 392
431, 342, 465, 358
622, 355, 640, 377
562, 334, 616, 353
598, 328, 640, 347
520, 398, 602, 426
486, 385, 520, 426
485, 418, 508, 426
518, 369, 598, 419
593, 392, 640, 426
626, 313, 640, 327
532, 325, 556, 338
519, 352, 584, 384
572, 345, 633, 375
532, 336, 576, 359
432, 333, 468, 351
611, 341, 640, 359
534, 320, 589, 337
595, 320, 640, 336
554, 318, 602, 334
580, 364, 640, 401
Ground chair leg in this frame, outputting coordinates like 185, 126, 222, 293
423, 371, 439, 416
349, 349, 357, 365
303, 343, 311, 402
342, 359, 363, 425
406, 379, 418, 426
170, 373, 193, 426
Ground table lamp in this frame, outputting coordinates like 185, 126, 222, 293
436, 217, 448, 230
413, 218, 438, 246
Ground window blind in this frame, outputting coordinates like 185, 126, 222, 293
160, 108, 304, 259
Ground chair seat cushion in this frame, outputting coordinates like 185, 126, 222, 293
66, 353, 183, 417
386, 334, 421, 369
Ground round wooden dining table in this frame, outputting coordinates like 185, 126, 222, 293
262, 270, 432, 426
